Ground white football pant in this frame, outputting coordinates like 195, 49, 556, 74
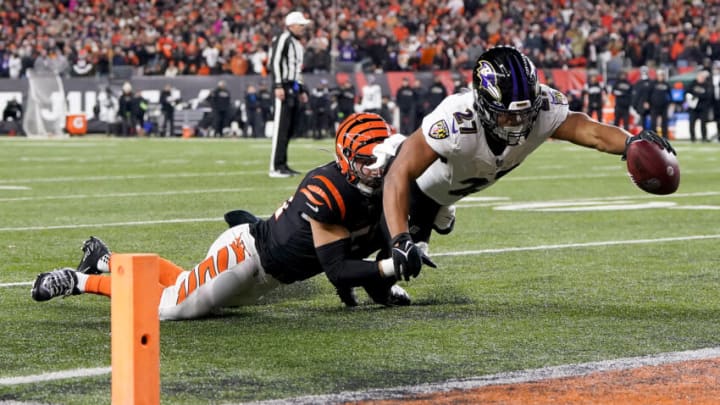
158, 224, 279, 320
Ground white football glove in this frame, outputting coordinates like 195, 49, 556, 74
367, 134, 407, 170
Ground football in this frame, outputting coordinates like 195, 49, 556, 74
625, 138, 680, 195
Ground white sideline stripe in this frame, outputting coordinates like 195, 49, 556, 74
0, 367, 111, 386
249, 347, 720, 405
2, 233, 719, 288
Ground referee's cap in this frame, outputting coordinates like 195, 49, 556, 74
285, 11, 311, 26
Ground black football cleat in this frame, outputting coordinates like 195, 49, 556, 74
77, 236, 111, 274
31, 268, 80, 302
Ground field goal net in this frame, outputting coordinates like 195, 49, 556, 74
23, 69, 68, 138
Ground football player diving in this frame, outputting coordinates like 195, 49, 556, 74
31, 112, 434, 321
377, 46, 676, 276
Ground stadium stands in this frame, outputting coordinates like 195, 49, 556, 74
0, 0, 718, 80
1, 0, 719, 139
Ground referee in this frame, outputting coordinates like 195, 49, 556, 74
268, 11, 311, 178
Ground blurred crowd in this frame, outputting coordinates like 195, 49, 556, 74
1, 0, 719, 79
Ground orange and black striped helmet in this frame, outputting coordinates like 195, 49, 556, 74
335, 112, 391, 192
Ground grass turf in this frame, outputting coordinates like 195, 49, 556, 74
0, 136, 718, 404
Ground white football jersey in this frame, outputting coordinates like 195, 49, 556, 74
417, 85, 569, 205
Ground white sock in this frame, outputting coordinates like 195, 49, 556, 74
75, 272, 89, 292
97, 254, 110, 272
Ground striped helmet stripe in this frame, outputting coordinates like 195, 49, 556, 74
507, 53, 529, 102
340, 115, 387, 152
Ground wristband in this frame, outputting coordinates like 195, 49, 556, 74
378, 258, 396, 278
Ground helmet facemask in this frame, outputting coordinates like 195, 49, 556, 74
475, 96, 541, 146
347, 151, 384, 195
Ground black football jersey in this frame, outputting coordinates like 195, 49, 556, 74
251, 162, 385, 283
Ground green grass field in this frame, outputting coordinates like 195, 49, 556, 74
0, 136, 718, 404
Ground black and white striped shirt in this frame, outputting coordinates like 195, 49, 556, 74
269, 30, 305, 89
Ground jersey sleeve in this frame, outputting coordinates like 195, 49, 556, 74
293, 173, 347, 224
420, 92, 471, 160
539, 85, 570, 135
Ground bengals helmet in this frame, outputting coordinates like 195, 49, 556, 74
335, 112, 392, 195
472, 46, 542, 145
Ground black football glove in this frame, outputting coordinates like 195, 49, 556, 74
362, 277, 411, 306
336, 287, 358, 307
420, 248, 437, 269
622, 130, 676, 161
224, 209, 260, 228
390, 233, 423, 281
365, 283, 412, 307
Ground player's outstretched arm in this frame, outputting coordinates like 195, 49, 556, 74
551, 111, 630, 155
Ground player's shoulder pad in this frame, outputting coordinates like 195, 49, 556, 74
540, 84, 569, 106
297, 170, 348, 221
425, 92, 471, 141
428, 119, 451, 140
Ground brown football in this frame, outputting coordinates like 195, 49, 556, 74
625, 138, 680, 195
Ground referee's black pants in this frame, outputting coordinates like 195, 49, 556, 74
270, 87, 303, 172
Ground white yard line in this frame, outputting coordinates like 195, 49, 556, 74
456, 190, 720, 208
0, 217, 221, 232
0, 186, 30, 190
2, 233, 719, 288
1, 189, 715, 205
0, 367, 111, 386
431, 234, 720, 257
2, 190, 719, 232
0, 282, 31, 287
2, 167, 715, 185
0, 188, 270, 203
0, 171, 265, 184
